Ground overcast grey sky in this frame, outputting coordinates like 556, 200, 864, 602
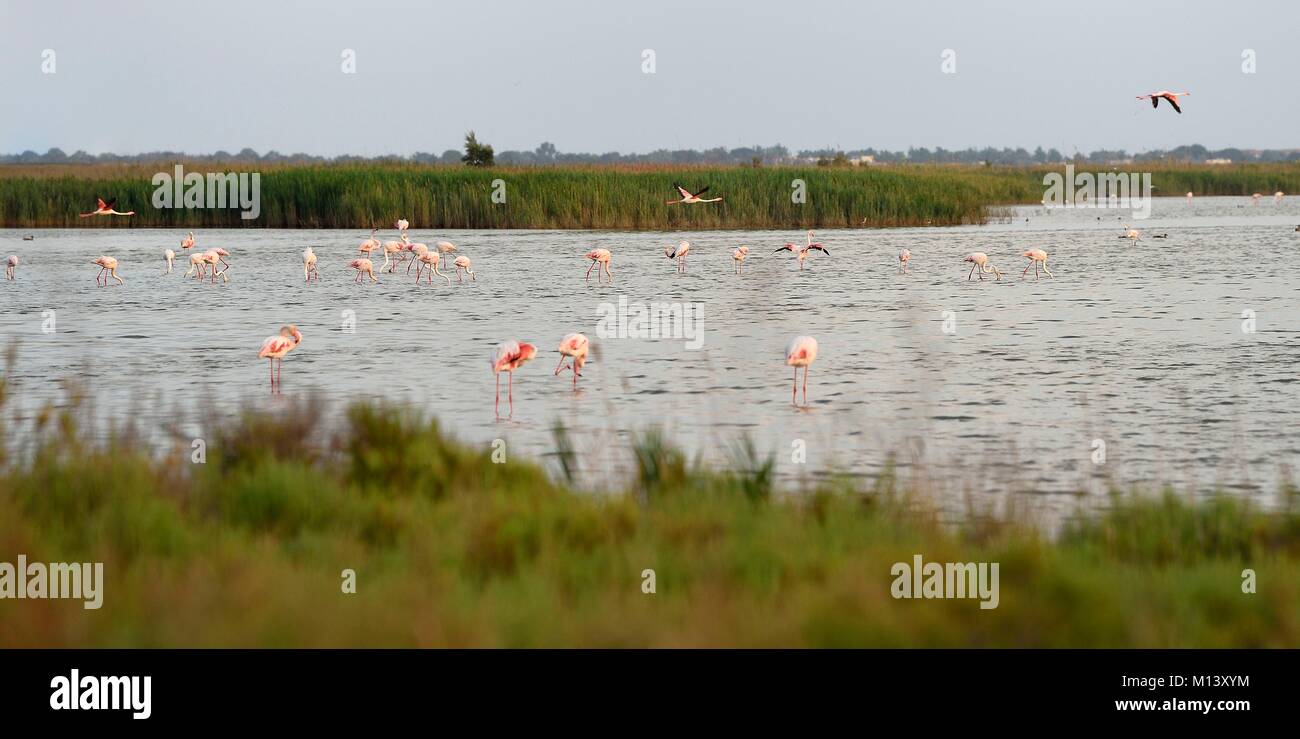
2, 0, 1296, 156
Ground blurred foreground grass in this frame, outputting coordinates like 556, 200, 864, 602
1, 382, 1297, 647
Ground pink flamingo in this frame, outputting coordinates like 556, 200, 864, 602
395, 218, 409, 233
184, 252, 206, 279
453, 255, 476, 283
1020, 249, 1053, 278
5, 255, 17, 280
435, 241, 457, 268
180, 232, 195, 249
1136, 90, 1189, 113
584, 248, 613, 282
201, 249, 229, 283
899, 248, 911, 274
358, 230, 381, 261
666, 184, 723, 204
775, 231, 829, 270
79, 197, 135, 217
492, 340, 537, 417
163, 249, 175, 273
406, 242, 430, 274
1275, 191, 1285, 203
963, 252, 1002, 280
554, 333, 589, 389
302, 248, 318, 282
1186, 192, 1194, 203
415, 251, 450, 284
350, 258, 378, 283
381, 234, 408, 273
258, 324, 302, 393
785, 336, 818, 406
731, 246, 750, 274
92, 256, 123, 285
666, 240, 691, 273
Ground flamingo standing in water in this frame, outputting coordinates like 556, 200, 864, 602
381, 234, 408, 273
359, 230, 381, 261
350, 258, 378, 283
201, 249, 230, 283
258, 324, 302, 393
163, 249, 175, 273
963, 252, 1002, 280
1186, 192, 1194, 203
453, 255, 476, 282
492, 340, 537, 417
406, 242, 430, 274
5, 255, 17, 280
666, 240, 691, 273
775, 231, 829, 271
302, 247, 319, 282
666, 184, 723, 204
415, 251, 450, 284
554, 333, 589, 389
1275, 191, 1285, 203
180, 232, 196, 249
435, 241, 457, 268
396, 219, 409, 233
584, 248, 613, 282
184, 252, 207, 279
731, 246, 750, 274
79, 197, 135, 217
92, 256, 123, 285
1120, 225, 1142, 242
1136, 90, 1189, 113
1020, 249, 1053, 278
785, 336, 818, 406
899, 248, 911, 274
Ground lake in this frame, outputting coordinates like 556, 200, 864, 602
2, 196, 1297, 520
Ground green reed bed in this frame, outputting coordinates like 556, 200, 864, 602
8, 161, 1298, 230
0, 363, 1296, 647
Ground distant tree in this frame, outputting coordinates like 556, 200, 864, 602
440, 150, 463, 165
534, 142, 558, 163
462, 131, 495, 167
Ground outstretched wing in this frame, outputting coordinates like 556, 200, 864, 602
775, 244, 795, 253
693, 186, 709, 197
807, 244, 829, 255
674, 183, 693, 199
1151, 96, 1159, 109
95, 197, 108, 210
104, 197, 117, 210
1165, 95, 1181, 113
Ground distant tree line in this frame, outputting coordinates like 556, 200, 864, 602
4, 141, 1297, 167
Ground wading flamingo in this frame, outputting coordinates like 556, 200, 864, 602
1021, 249, 1053, 278
180, 232, 195, 249
1120, 225, 1142, 242
258, 324, 302, 393
381, 234, 408, 273
79, 197, 135, 217
435, 241, 457, 268
453, 255, 476, 282
184, 252, 207, 279
963, 252, 1002, 280
350, 258, 378, 283
554, 333, 589, 389
163, 249, 175, 273
775, 231, 829, 271
666, 184, 723, 204
899, 248, 911, 274
92, 256, 123, 285
359, 230, 381, 260
584, 248, 613, 282
201, 249, 230, 283
1136, 90, 1189, 113
302, 247, 319, 282
492, 340, 537, 417
406, 242, 429, 274
1186, 192, 1194, 203
785, 336, 818, 406
5, 255, 17, 280
731, 246, 750, 274
395, 218, 409, 233
415, 251, 450, 284
666, 240, 691, 273
1275, 191, 1285, 203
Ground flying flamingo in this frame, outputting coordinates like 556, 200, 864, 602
302, 247, 318, 282
350, 258, 378, 283
1136, 90, 1189, 113
666, 184, 723, 204
406, 242, 430, 274
163, 249, 175, 273
258, 324, 302, 394
731, 246, 750, 274
453, 255, 476, 283
92, 256, 123, 285
963, 252, 1002, 280
180, 232, 195, 249
415, 251, 450, 284
1020, 249, 1053, 279
666, 240, 691, 273
5, 255, 17, 280
899, 248, 911, 274
359, 230, 381, 260
775, 231, 829, 271
184, 252, 206, 279
584, 248, 613, 282
785, 336, 818, 407
492, 340, 537, 417
554, 333, 589, 389
79, 197, 135, 217
435, 241, 457, 268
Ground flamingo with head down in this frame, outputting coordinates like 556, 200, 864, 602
92, 256, 123, 285
584, 248, 612, 282
350, 258, 378, 283
554, 333, 589, 389
5, 255, 17, 280
492, 340, 537, 417
453, 255, 476, 283
163, 249, 175, 273
1021, 249, 1053, 279
302, 247, 319, 282
963, 252, 1002, 280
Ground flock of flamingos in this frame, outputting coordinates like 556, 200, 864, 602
3, 178, 1293, 417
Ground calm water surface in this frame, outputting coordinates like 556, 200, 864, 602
2, 197, 1298, 517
